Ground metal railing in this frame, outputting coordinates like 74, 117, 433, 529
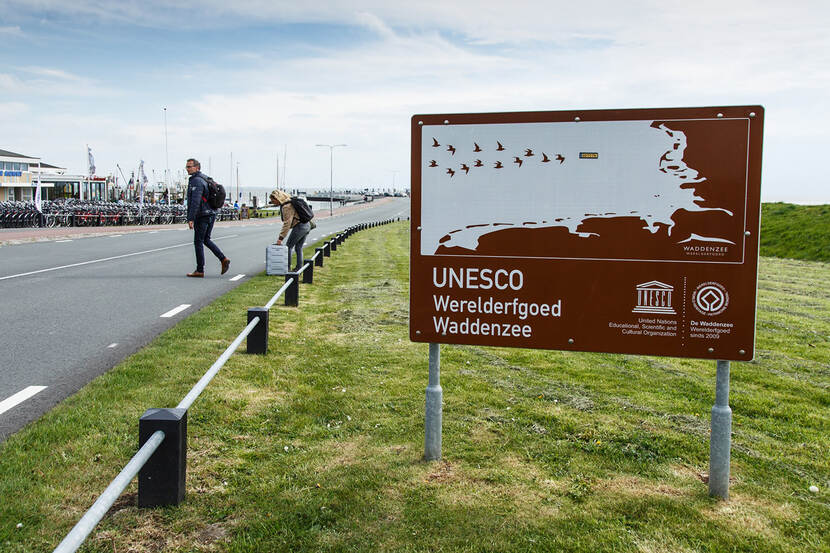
52, 217, 400, 552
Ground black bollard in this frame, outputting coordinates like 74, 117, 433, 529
330, 238, 337, 252
303, 258, 314, 284
285, 272, 299, 306
315, 247, 324, 266
246, 307, 269, 354
324, 241, 331, 257
138, 408, 187, 507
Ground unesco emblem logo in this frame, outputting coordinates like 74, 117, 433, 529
692, 281, 729, 316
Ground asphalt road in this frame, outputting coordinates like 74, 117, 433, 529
0, 198, 410, 441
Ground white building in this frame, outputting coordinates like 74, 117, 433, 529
0, 148, 106, 201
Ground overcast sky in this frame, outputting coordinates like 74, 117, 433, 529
1, 1, 828, 203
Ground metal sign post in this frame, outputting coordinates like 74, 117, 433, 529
709, 360, 732, 499
424, 343, 442, 460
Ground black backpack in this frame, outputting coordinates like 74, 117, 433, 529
288, 197, 314, 223
203, 176, 226, 210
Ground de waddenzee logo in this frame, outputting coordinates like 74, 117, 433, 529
692, 281, 729, 316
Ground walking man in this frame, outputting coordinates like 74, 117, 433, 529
186, 158, 230, 277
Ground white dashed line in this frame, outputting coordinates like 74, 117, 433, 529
160, 304, 191, 318
109, 234, 123, 238
229, 274, 245, 281
0, 235, 236, 281
107, 343, 118, 348
0, 386, 48, 416
56, 239, 72, 243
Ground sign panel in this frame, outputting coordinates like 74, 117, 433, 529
410, 106, 764, 360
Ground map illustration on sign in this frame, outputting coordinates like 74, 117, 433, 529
420, 118, 750, 263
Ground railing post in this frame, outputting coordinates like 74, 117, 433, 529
303, 259, 314, 284
330, 238, 337, 252
138, 408, 187, 507
324, 241, 331, 257
246, 308, 268, 354
284, 273, 299, 306
315, 247, 324, 266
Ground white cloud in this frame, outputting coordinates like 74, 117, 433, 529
0, 25, 25, 36
0, 102, 28, 118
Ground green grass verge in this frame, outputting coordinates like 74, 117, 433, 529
761, 203, 830, 262
1, 222, 828, 552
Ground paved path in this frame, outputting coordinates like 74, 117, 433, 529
0, 197, 409, 441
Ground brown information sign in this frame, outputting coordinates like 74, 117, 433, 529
410, 106, 764, 360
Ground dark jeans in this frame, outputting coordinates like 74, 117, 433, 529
193, 214, 225, 272
285, 222, 310, 270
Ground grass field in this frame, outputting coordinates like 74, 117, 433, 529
1, 221, 828, 552
761, 203, 830, 262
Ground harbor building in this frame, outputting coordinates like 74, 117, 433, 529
0, 148, 105, 201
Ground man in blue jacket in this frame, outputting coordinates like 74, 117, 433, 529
186, 158, 230, 277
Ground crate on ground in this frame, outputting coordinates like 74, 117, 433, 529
266, 244, 289, 275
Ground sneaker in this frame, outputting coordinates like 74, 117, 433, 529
221, 257, 230, 275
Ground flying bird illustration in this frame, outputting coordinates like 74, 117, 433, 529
461, 163, 470, 175
496, 141, 505, 151
524, 149, 535, 157
474, 159, 484, 167
446, 168, 455, 177
555, 154, 565, 164
429, 160, 438, 167
541, 153, 551, 163
494, 161, 504, 169
447, 144, 456, 155
432, 138, 440, 147
473, 142, 482, 152
513, 156, 523, 167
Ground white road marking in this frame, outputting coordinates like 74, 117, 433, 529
0, 386, 48, 416
160, 304, 191, 318
107, 343, 118, 348
56, 239, 72, 243
108, 234, 123, 238
0, 234, 239, 281
229, 274, 245, 281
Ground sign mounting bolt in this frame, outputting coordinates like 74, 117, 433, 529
568, 338, 574, 344
708, 347, 715, 353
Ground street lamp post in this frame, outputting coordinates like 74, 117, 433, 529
163, 107, 170, 204
316, 144, 347, 216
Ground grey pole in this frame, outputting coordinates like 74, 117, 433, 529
424, 343, 442, 461
709, 359, 732, 500
53, 430, 165, 553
